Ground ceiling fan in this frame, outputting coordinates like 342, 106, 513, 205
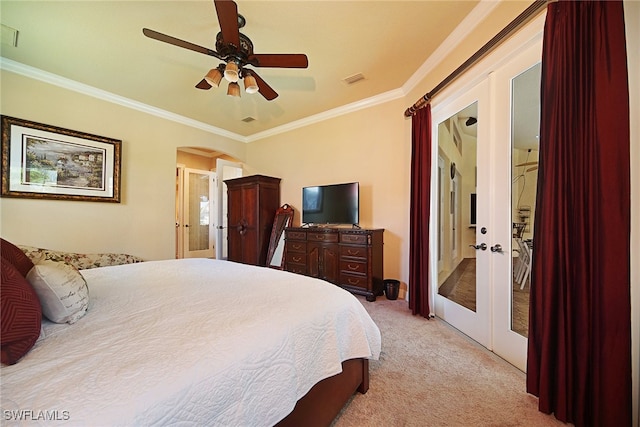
143, 0, 308, 101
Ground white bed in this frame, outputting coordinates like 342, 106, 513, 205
1, 258, 381, 426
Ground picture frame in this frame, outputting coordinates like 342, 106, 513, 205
1, 115, 121, 203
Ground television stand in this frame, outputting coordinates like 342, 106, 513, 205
284, 227, 384, 301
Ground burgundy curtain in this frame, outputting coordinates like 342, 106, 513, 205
526, 1, 631, 426
409, 105, 431, 318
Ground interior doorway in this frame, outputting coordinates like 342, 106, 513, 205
175, 148, 242, 259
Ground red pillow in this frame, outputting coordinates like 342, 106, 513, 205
1, 238, 34, 277
1, 258, 42, 365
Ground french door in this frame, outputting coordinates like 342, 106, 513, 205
491, 40, 542, 371
430, 18, 543, 371
432, 81, 492, 350
182, 168, 215, 258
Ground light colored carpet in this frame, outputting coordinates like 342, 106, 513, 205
332, 296, 566, 427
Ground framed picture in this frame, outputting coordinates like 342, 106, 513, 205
1, 115, 121, 202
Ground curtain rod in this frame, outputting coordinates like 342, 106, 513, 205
404, 0, 548, 117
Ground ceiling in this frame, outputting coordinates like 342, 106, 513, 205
0, 0, 487, 141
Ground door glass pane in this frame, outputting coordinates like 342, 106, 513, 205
438, 102, 478, 312
189, 173, 210, 251
511, 63, 541, 336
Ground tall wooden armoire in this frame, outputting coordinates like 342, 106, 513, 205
225, 175, 281, 266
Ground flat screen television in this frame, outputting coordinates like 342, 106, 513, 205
302, 182, 359, 226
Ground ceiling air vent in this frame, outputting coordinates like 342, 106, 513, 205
342, 73, 366, 85
1, 24, 19, 47
241, 116, 256, 123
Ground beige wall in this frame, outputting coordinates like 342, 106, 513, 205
246, 99, 410, 291
0, 71, 246, 261
176, 151, 215, 171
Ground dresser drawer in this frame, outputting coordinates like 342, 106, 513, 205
340, 246, 367, 259
286, 231, 306, 240
340, 233, 368, 245
308, 232, 339, 243
340, 259, 367, 276
287, 241, 307, 253
286, 252, 307, 265
339, 273, 368, 289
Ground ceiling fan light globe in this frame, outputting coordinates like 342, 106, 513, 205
224, 62, 239, 82
227, 82, 241, 97
204, 68, 223, 87
244, 75, 259, 94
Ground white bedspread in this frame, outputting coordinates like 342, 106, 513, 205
1, 259, 381, 426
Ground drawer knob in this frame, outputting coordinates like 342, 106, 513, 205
348, 264, 360, 271
293, 256, 302, 262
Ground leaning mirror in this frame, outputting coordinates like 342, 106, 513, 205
266, 204, 294, 269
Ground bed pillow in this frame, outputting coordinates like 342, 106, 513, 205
26, 260, 89, 324
1, 258, 42, 365
1, 238, 34, 277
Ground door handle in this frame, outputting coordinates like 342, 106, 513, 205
490, 244, 503, 253
469, 243, 487, 251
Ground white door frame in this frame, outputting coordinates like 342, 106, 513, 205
214, 159, 243, 260
175, 165, 185, 259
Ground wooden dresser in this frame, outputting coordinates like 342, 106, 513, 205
225, 175, 281, 266
284, 227, 384, 301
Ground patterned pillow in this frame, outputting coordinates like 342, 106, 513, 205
1, 258, 42, 365
26, 260, 89, 324
1, 238, 34, 277
18, 245, 144, 270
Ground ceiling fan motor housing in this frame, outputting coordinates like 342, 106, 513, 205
216, 32, 254, 60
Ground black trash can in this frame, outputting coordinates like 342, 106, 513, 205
384, 279, 400, 300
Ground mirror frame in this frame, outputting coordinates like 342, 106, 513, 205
265, 204, 294, 269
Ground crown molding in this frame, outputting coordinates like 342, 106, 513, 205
245, 88, 404, 143
402, 0, 500, 95
0, 57, 402, 144
0, 57, 247, 143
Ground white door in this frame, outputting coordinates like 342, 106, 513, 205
214, 159, 242, 260
183, 168, 215, 258
432, 81, 491, 349
431, 21, 543, 370
491, 40, 542, 371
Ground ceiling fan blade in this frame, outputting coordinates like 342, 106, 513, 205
143, 28, 223, 60
526, 166, 539, 172
515, 161, 538, 167
214, 0, 240, 48
250, 70, 278, 101
248, 54, 309, 68
195, 79, 212, 90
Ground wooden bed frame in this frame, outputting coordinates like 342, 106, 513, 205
276, 358, 369, 426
